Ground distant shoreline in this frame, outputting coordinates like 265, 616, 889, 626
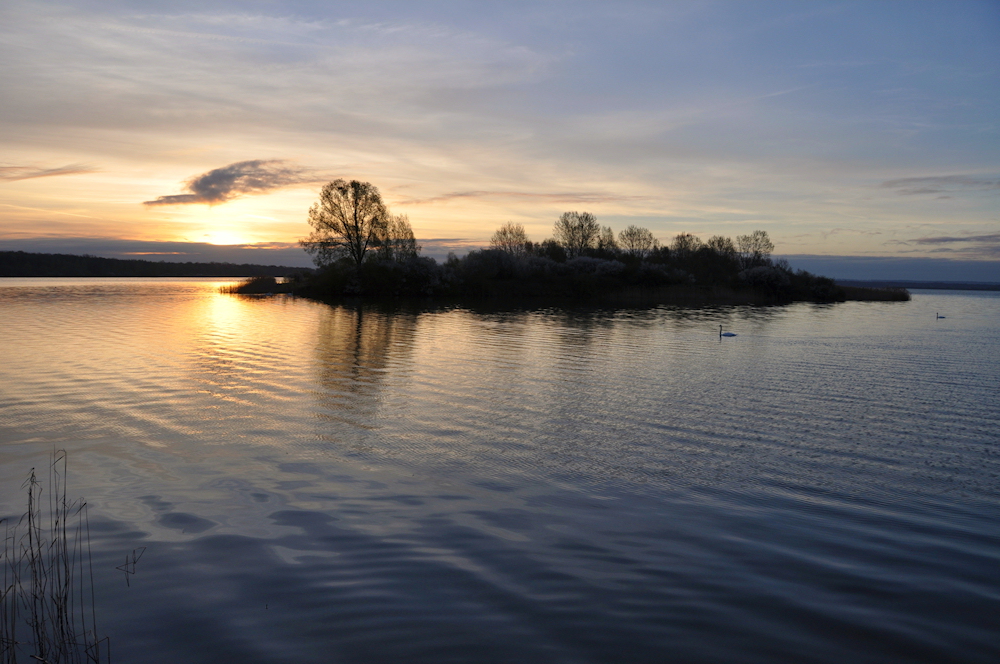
835, 279, 1000, 292
0, 250, 311, 278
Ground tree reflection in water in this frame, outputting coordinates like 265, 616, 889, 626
313, 305, 418, 438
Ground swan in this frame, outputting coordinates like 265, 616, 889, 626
719, 325, 737, 337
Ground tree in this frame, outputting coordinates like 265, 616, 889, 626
553, 211, 600, 258
705, 235, 736, 257
301, 179, 389, 267
736, 230, 774, 270
597, 226, 619, 253
490, 222, 530, 257
375, 214, 421, 263
536, 238, 567, 262
670, 232, 703, 256
618, 225, 658, 259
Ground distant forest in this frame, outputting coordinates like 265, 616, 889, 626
0, 251, 309, 278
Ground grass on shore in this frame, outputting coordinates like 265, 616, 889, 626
1, 452, 108, 664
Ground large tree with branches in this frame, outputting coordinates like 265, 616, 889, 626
490, 222, 530, 257
553, 211, 600, 258
736, 230, 775, 270
301, 179, 390, 267
618, 225, 658, 259
375, 214, 421, 263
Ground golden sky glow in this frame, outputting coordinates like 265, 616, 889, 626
1, 1, 998, 272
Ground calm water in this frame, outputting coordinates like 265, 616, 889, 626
1, 278, 998, 663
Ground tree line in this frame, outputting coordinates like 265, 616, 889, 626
0, 251, 305, 278
489, 215, 775, 271
291, 179, 905, 303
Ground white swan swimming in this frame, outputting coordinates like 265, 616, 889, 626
719, 325, 736, 337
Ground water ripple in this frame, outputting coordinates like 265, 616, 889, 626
1, 281, 998, 663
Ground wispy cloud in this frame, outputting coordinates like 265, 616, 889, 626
143, 160, 315, 206
398, 191, 651, 206
881, 175, 1000, 195
913, 232, 1000, 245
0, 164, 95, 181
817, 227, 883, 240
904, 232, 1000, 259
0, 202, 100, 219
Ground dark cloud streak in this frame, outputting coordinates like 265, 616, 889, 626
902, 232, 1000, 259
397, 190, 651, 206
913, 233, 1000, 245
880, 175, 1000, 195
0, 164, 95, 181
143, 160, 315, 206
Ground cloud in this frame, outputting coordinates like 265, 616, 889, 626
880, 175, 1000, 195
397, 191, 651, 206
817, 227, 883, 240
902, 232, 1000, 259
0, 164, 95, 181
912, 232, 1000, 245
143, 160, 315, 206
0, 203, 100, 219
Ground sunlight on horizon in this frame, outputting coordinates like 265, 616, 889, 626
201, 231, 255, 246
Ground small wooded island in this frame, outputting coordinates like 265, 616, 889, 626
228, 179, 908, 305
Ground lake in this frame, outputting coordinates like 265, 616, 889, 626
0, 278, 997, 663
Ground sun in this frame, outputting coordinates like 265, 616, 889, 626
202, 231, 250, 246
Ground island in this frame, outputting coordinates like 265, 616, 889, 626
228, 180, 909, 305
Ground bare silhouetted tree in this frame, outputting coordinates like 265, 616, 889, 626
301, 179, 389, 267
490, 222, 530, 257
553, 211, 600, 258
670, 232, 703, 257
375, 214, 421, 262
705, 235, 736, 257
618, 225, 658, 259
736, 230, 774, 269
597, 226, 619, 253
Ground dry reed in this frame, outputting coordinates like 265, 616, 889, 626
0, 452, 108, 664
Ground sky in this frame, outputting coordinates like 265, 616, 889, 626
1, 0, 998, 278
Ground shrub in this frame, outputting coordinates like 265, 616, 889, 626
221, 275, 278, 294
565, 256, 626, 277
739, 266, 791, 292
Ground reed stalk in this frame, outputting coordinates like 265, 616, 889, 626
0, 452, 108, 664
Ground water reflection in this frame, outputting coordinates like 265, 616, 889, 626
1, 282, 998, 664
314, 305, 418, 433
